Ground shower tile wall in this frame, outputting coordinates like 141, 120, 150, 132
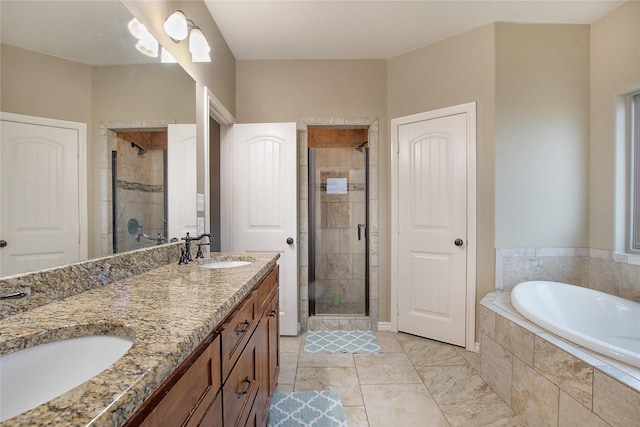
313, 147, 366, 315
114, 131, 166, 252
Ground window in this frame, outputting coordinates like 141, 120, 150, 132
629, 91, 640, 254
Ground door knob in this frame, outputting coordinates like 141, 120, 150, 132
286, 237, 294, 245
454, 238, 464, 247
0, 240, 6, 248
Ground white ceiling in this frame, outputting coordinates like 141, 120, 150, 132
204, 0, 625, 60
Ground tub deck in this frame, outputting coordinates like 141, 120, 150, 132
479, 291, 640, 427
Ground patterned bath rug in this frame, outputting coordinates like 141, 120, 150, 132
268, 390, 348, 427
304, 330, 381, 354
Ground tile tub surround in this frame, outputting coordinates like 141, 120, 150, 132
479, 292, 640, 427
0, 252, 279, 426
0, 242, 182, 319
495, 247, 640, 302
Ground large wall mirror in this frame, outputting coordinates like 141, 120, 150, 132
0, 0, 197, 277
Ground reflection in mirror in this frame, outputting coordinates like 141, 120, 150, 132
114, 130, 168, 253
0, 1, 196, 277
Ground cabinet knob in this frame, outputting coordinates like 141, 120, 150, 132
286, 237, 294, 245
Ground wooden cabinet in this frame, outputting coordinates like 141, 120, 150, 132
126, 265, 279, 427
129, 333, 221, 427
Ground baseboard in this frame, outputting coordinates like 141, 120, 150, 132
377, 321, 392, 331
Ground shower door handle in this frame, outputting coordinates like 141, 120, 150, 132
357, 224, 366, 241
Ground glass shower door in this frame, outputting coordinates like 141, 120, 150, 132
309, 145, 368, 316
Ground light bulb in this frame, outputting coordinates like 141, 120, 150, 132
164, 10, 188, 41
135, 25, 158, 58
189, 27, 210, 56
128, 18, 142, 39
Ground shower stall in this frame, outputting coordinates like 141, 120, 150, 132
111, 130, 168, 253
308, 128, 369, 316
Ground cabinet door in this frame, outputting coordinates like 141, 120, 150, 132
223, 334, 259, 427
139, 334, 221, 427
190, 391, 223, 427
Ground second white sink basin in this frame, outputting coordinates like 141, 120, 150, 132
0, 335, 133, 422
199, 260, 252, 269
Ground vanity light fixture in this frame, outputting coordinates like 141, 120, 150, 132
128, 18, 158, 58
163, 10, 211, 62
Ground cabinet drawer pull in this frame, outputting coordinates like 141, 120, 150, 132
238, 377, 252, 397
269, 310, 277, 318
235, 320, 251, 335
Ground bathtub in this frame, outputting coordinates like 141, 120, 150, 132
511, 281, 640, 369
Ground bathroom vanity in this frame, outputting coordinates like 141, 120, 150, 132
126, 264, 280, 427
0, 249, 280, 427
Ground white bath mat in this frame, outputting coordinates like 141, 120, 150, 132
304, 330, 381, 354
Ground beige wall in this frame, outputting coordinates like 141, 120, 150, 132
387, 24, 496, 316
495, 23, 590, 248
0, 44, 92, 124
236, 60, 386, 122
590, 1, 640, 251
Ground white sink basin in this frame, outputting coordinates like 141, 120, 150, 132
0, 335, 133, 422
199, 260, 252, 269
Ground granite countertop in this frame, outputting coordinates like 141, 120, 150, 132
0, 252, 279, 426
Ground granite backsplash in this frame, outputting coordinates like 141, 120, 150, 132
0, 242, 182, 319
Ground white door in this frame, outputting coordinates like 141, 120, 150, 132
167, 124, 197, 241
394, 107, 475, 347
232, 123, 298, 336
0, 116, 85, 276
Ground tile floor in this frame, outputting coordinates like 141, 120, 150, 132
277, 332, 527, 426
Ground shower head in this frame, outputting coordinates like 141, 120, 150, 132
130, 141, 147, 156
354, 141, 368, 152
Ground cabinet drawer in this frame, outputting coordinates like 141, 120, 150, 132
257, 267, 278, 316
140, 334, 221, 427
221, 291, 258, 380
223, 334, 259, 427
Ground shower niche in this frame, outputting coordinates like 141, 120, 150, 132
309, 128, 369, 316
111, 130, 168, 253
